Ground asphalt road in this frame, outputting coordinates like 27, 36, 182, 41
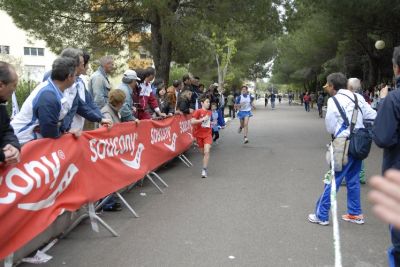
22, 100, 390, 267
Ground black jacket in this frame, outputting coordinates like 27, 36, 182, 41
157, 96, 175, 115
0, 102, 20, 162
373, 77, 400, 173
177, 97, 191, 114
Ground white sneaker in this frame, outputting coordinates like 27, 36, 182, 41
308, 214, 329, 226
201, 169, 207, 178
243, 137, 249, 144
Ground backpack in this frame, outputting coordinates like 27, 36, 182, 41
332, 93, 372, 160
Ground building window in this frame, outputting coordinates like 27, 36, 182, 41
24, 47, 44, 56
0, 45, 10, 54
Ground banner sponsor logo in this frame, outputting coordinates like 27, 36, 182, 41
164, 133, 178, 152
180, 119, 193, 139
0, 150, 78, 211
89, 132, 145, 170
150, 126, 171, 145
179, 119, 192, 134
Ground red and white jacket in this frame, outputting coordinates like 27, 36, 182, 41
134, 82, 160, 120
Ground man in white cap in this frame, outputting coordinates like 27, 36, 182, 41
118, 69, 141, 122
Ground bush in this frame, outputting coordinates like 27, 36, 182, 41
7, 80, 37, 117
169, 65, 188, 86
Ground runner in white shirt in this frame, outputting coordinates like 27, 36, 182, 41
235, 85, 255, 144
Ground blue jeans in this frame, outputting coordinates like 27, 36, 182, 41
315, 155, 362, 221
103, 194, 117, 209
271, 101, 275, 109
389, 225, 400, 266
305, 102, 310, 112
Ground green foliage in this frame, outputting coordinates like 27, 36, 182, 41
272, 0, 400, 91
6, 80, 36, 117
169, 64, 189, 86
0, 0, 282, 84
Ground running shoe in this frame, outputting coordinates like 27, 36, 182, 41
244, 137, 249, 144
238, 127, 242, 134
308, 214, 329, 226
201, 169, 207, 178
341, 214, 364, 224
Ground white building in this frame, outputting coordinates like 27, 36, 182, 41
0, 10, 57, 82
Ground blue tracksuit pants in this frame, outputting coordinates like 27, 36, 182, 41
315, 155, 362, 221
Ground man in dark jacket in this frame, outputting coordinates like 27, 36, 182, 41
373, 45, 400, 266
0, 61, 20, 165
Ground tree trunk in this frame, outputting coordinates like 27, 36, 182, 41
367, 55, 379, 89
151, 10, 172, 85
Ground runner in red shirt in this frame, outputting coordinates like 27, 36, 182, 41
191, 96, 212, 178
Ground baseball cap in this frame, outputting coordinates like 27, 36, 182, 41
212, 82, 219, 87
123, 69, 141, 81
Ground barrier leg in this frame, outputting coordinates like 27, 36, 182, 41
179, 154, 193, 167
181, 154, 193, 166
146, 174, 164, 194
115, 192, 139, 218
88, 203, 119, 237
91, 214, 119, 237
150, 171, 168, 188
4, 253, 13, 267
178, 155, 191, 167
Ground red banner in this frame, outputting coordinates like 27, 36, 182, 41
0, 115, 193, 259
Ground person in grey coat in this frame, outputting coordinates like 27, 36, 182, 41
118, 69, 141, 122
89, 56, 114, 109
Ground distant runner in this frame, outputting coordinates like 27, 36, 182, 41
235, 85, 255, 144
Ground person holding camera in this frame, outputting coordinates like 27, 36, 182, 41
373, 45, 400, 266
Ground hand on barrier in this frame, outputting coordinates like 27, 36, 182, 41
3, 144, 20, 165
100, 118, 113, 128
369, 170, 400, 229
134, 119, 140, 125
68, 128, 82, 138
158, 112, 167, 118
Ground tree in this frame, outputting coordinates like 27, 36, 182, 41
209, 33, 237, 91
273, 0, 400, 90
1, 0, 282, 85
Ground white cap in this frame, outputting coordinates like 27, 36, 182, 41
212, 82, 219, 87
123, 69, 141, 81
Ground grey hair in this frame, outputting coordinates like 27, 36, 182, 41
348, 78, 361, 92
0, 61, 15, 84
99, 55, 113, 66
327, 72, 347, 91
51, 57, 76, 81
60, 48, 83, 67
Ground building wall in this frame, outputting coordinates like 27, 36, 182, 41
0, 10, 57, 82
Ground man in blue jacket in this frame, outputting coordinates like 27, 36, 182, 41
11, 57, 78, 144
373, 45, 400, 266
43, 49, 111, 131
